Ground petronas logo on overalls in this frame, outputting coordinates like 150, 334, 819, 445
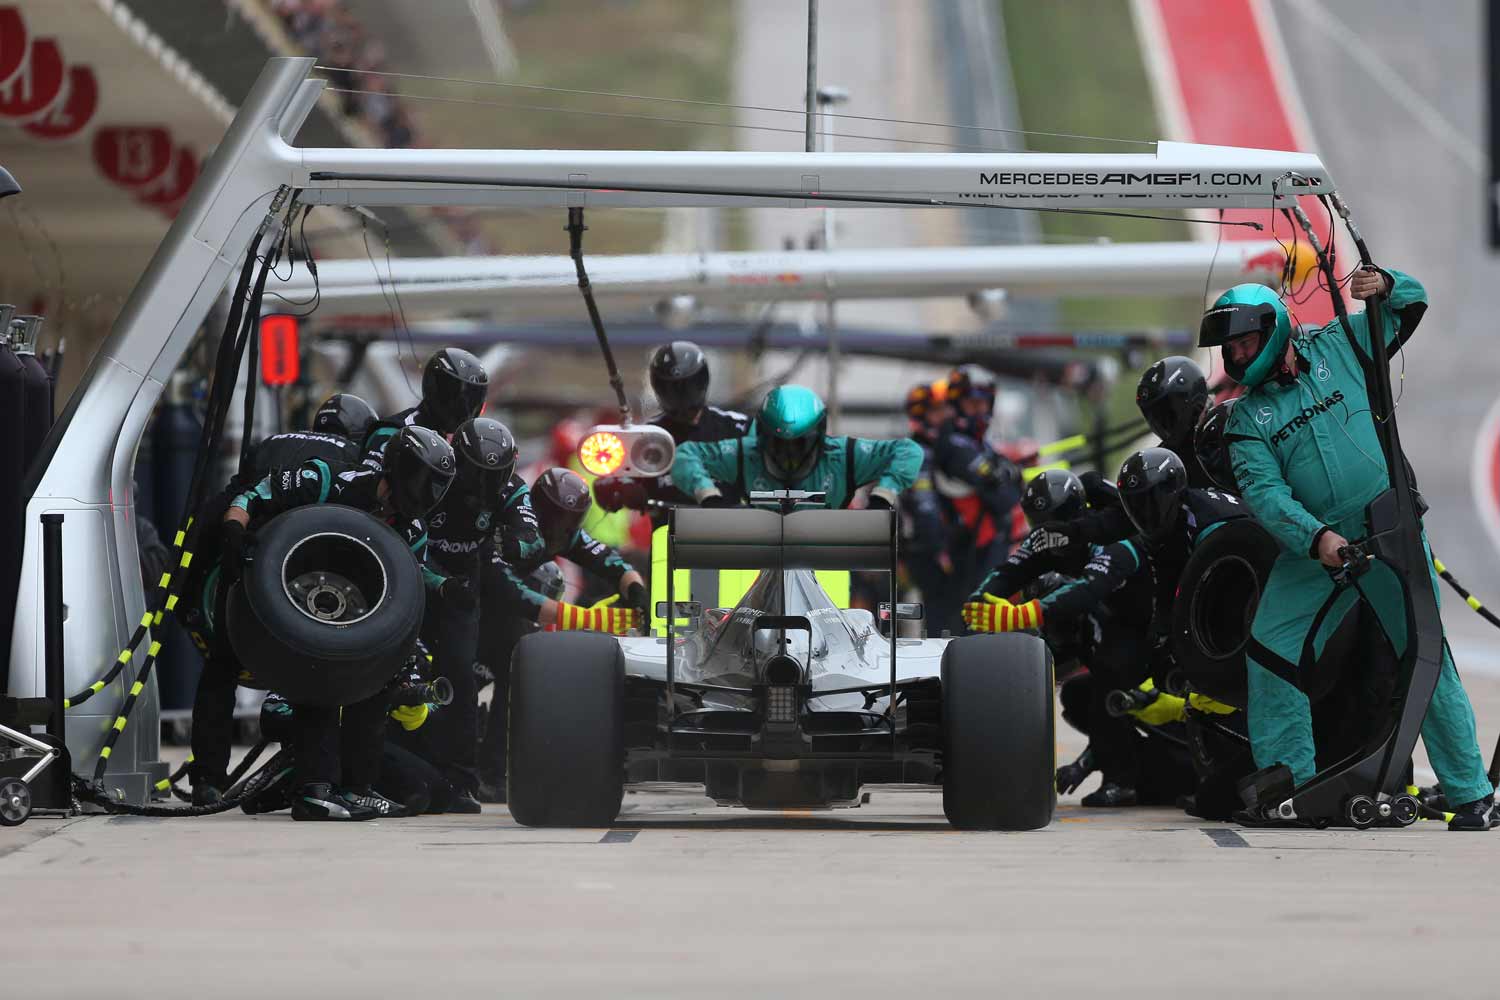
476, 511, 492, 530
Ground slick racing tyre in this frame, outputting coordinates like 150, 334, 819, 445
941, 633, 1055, 830
508, 631, 625, 827
225, 504, 423, 706
1169, 519, 1277, 709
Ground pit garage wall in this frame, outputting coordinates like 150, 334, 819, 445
1137, 0, 1500, 670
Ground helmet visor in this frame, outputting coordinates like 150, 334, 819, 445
429, 380, 488, 433
1199, 301, 1278, 347
1121, 487, 1179, 543
392, 463, 455, 519
652, 366, 708, 418
762, 432, 821, 484
538, 506, 585, 555
1141, 395, 1199, 446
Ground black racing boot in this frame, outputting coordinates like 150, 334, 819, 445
448, 790, 483, 814
1447, 794, 1498, 831
291, 783, 381, 822
1081, 782, 1138, 808
343, 787, 408, 818
191, 783, 224, 807
242, 763, 294, 815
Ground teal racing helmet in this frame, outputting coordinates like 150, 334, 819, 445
1198, 284, 1291, 388
756, 384, 828, 484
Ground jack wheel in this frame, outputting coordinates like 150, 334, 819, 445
1346, 794, 1377, 829
1390, 794, 1420, 827
0, 779, 32, 827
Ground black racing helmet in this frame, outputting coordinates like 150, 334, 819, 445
531, 467, 593, 555
1117, 447, 1187, 544
649, 340, 710, 419
420, 347, 489, 434
1136, 356, 1208, 446
383, 425, 457, 519
312, 393, 379, 444
1194, 397, 1241, 493
1021, 469, 1087, 528
453, 417, 518, 498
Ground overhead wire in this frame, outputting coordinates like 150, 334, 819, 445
323, 86, 1049, 153
358, 209, 423, 399
314, 65, 1157, 148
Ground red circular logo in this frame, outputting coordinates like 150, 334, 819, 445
22, 64, 96, 140
0, 36, 64, 121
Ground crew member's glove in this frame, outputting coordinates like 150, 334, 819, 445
390, 703, 431, 731
1056, 748, 1095, 795
1027, 521, 1084, 560
557, 594, 640, 635
440, 576, 478, 611
624, 581, 648, 614
865, 486, 898, 511
962, 594, 1043, 633
699, 491, 735, 508
221, 520, 251, 584
1127, 686, 1186, 726
594, 476, 647, 513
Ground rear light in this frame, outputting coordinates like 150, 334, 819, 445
577, 424, 676, 477
579, 430, 625, 475
765, 685, 797, 724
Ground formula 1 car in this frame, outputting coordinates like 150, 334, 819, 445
507, 492, 1056, 831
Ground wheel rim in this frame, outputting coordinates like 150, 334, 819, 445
1392, 795, 1419, 826
280, 532, 387, 626
0, 781, 31, 824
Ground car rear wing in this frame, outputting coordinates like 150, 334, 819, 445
665, 505, 900, 733
668, 507, 894, 571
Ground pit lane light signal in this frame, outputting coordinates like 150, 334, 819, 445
578, 424, 676, 478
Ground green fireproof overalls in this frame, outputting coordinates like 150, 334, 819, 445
1224, 269, 1491, 804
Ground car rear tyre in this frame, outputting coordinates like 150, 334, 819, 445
225, 504, 423, 706
941, 633, 1055, 831
508, 631, 624, 827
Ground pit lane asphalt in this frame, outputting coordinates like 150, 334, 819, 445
5, 671, 1497, 999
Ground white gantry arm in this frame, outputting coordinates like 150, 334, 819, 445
274, 241, 1305, 318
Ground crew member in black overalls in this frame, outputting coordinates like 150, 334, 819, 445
221, 426, 456, 820
593, 340, 751, 519
184, 393, 379, 803
1135, 356, 1214, 488
362, 347, 489, 467
405, 416, 541, 812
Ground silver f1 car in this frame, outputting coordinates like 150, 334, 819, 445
507, 494, 1055, 831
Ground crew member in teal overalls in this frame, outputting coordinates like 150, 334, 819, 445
671, 384, 922, 510
1204, 268, 1495, 830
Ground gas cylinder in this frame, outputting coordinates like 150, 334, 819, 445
0, 305, 25, 691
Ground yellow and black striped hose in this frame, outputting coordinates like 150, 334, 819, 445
1432, 557, 1500, 631
63, 520, 194, 709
